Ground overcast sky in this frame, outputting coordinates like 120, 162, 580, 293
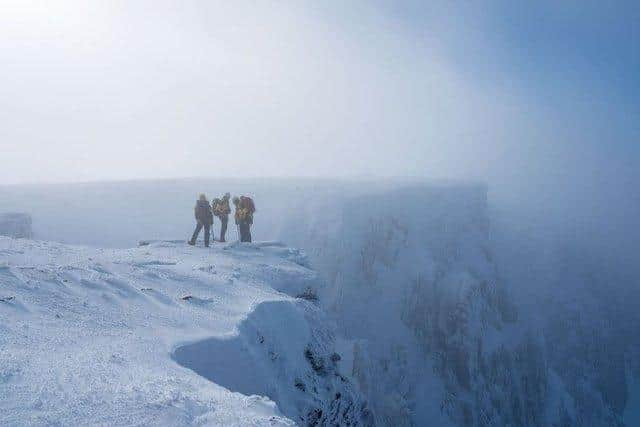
1, 1, 638, 188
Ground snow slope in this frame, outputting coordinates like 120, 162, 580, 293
0, 237, 371, 426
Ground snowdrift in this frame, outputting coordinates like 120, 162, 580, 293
0, 238, 371, 426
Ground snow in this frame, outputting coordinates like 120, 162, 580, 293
1, 178, 638, 426
0, 237, 368, 426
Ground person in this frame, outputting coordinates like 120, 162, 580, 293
212, 192, 231, 242
188, 194, 213, 247
233, 195, 255, 242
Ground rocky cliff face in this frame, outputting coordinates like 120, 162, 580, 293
279, 183, 638, 426
173, 299, 373, 426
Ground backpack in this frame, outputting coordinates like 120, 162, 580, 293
211, 198, 221, 214
219, 198, 231, 215
213, 198, 230, 216
240, 196, 255, 214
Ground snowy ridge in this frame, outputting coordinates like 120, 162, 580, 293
0, 238, 371, 426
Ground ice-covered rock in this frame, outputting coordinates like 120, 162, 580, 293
277, 182, 636, 427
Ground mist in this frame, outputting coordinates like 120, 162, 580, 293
2, 0, 638, 276
1, 1, 635, 182
2, 3, 640, 424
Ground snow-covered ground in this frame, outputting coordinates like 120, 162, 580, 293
0, 237, 370, 426
1, 178, 638, 426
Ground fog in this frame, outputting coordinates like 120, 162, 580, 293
1, 1, 638, 270
2, 5, 640, 424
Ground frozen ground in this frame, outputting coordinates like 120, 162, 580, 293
0, 237, 370, 426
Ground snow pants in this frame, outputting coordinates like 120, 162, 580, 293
239, 222, 252, 243
190, 221, 211, 247
218, 215, 228, 242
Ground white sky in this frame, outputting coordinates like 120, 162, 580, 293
0, 1, 526, 184
1, 0, 638, 273
0, 1, 636, 191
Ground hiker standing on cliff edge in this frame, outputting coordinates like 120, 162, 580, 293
233, 196, 255, 243
188, 194, 213, 247
212, 193, 231, 242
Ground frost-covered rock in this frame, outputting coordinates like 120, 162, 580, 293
0, 212, 32, 238
172, 300, 372, 426
277, 182, 637, 427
